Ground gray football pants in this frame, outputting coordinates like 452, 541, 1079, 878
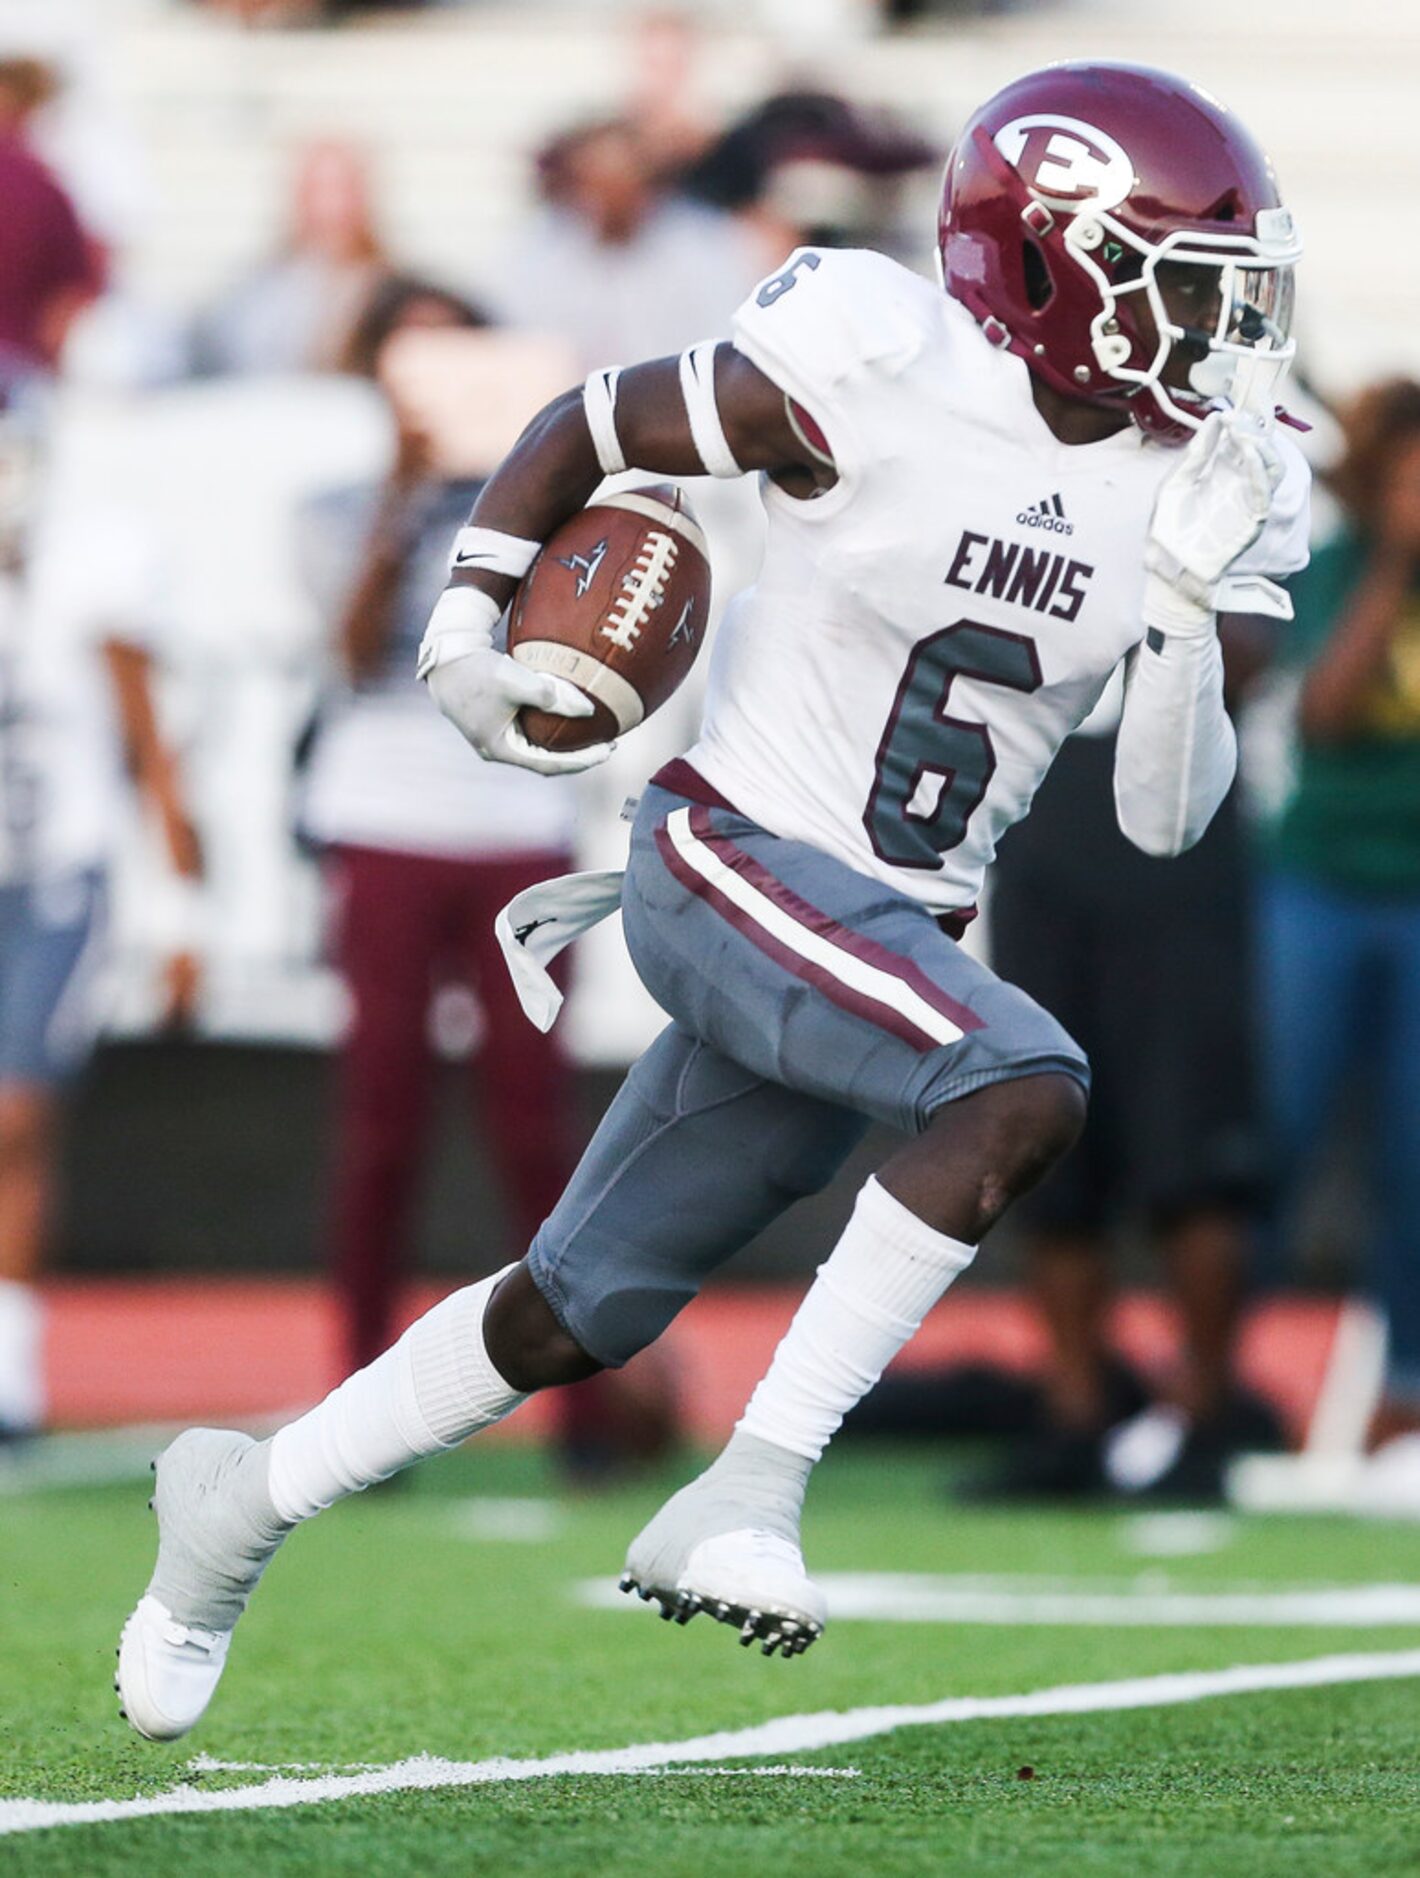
526, 779, 1088, 1366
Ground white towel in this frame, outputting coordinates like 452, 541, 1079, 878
495, 869, 627, 1032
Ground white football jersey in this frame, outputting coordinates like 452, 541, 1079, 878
684, 247, 1310, 914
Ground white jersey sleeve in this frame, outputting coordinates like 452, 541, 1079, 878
729, 247, 938, 470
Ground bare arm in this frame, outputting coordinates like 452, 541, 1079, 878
419, 345, 823, 775
336, 443, 429, 683
447, 348, 817, 617
103, 639, 202, 880
102, 637, 203, 1027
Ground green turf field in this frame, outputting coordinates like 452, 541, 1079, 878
4, 1442, 1420, 1875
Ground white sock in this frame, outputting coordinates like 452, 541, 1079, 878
267, 1265, 527, 1522
737, 1178, 975, 1463
0, 1279, 44, 1431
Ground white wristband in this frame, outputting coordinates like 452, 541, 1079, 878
447, 526, 541, 578
583, 367, 627, 476
1142, 566, 1215, 640
678, 341, 740, 478
416, 584, 502, 679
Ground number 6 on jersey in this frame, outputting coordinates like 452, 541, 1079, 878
864, 620, 1043, 869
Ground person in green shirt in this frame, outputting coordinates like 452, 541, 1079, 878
1263, 376, 1420, 1439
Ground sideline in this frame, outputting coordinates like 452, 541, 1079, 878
5, 1649, 1420, 1836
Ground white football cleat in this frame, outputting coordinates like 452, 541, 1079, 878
620, 1451, 826, 1656
115, 1428, 290, 1741
117, 1595, 232, 1742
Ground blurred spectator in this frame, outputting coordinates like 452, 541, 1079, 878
191, 139, 393, 377
976, 630, 1279, 1503
0, 125, 100, 374
494, 116, 761, 372
1262, 378, 1420, 1446
0, 33, 147, 265
623, 10, 717, 175
679, 89, 939, 271
190, 0, 431, 20
298, 275, 580, 1376
0, 55, 60, 137
0, 17, 183, 392
189, 0, 322, 24
0, 381, 199, 1438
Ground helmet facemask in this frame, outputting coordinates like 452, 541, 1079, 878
1063, 203, 1301, 430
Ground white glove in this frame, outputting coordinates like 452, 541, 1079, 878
1144, 409, 1284, 637
416, 586, 615, 777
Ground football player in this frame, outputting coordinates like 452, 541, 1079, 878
117, 62, 1309, 1736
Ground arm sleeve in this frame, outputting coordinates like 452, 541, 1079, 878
1112, 429, 1311, 855
1113, 629, 1236, 856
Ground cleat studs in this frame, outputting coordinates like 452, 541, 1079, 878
118, 1708, 127, 1721
618, 1574, 634, 1594
715, 1602, 731, 1621
659, 1601, 676, 1621
637, 1587, 652, 1602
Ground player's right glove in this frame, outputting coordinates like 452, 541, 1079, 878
1143, 408, 1284, 638
416, 585, 615, 777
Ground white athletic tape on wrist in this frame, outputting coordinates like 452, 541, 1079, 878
583, 367, 626, 476
416, 585, 502, 679
1141, 567, 1215, 641
678, 341, 740, 478
447, 526, 541, 578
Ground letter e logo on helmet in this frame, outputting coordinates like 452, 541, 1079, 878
994, 115, 1136, 212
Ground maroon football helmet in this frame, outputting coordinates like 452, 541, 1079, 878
939, 63, 1301, 436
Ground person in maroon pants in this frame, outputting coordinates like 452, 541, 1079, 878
299, 277, 581, 1376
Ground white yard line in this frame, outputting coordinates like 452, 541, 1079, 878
579, 1573, 1420, 1627
5, 1649, 1420, 1837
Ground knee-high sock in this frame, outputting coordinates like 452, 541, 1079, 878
737, 1177, 975, 1463
267, 1264, 527, 1522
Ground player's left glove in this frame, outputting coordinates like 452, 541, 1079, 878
1143, 408, 1284, 638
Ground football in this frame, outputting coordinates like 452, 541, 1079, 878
508, 482, 711, 751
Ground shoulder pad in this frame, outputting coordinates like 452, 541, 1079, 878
730, 247, 942, 410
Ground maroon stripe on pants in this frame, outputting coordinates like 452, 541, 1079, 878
650, 757, 744, 815
684, 806, 984, 1036
654, 817, 972, 1055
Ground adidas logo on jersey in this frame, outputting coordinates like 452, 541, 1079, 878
1015, 493, 1074, 536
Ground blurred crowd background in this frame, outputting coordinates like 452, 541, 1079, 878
4, 0, 1420, 1509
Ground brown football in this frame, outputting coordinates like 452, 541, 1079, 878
509, 482, 711, 751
